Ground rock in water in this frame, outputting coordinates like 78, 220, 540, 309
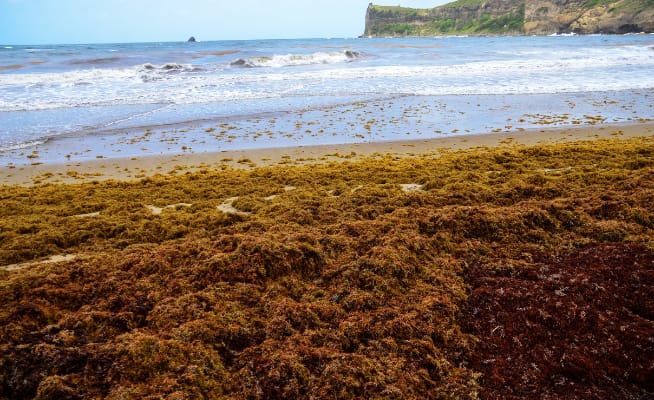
187, 36, 196, 42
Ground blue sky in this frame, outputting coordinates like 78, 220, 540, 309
0, 0, 450, 45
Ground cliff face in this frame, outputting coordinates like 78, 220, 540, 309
364, 0, 654, 36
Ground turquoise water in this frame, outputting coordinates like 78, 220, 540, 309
1, 35, 653, 160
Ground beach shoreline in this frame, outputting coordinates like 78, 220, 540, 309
3, 33, 654, 400
2, 121, 653, 186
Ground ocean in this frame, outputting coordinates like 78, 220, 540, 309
1, 35, 654, 163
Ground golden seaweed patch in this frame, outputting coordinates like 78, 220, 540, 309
0, 136, 653, 399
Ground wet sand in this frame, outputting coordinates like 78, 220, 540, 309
1, 121, 653, 186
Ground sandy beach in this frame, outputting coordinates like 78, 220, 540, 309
2, 37, 654, 399
2, 121, 653, 186
3, 25, 654, 400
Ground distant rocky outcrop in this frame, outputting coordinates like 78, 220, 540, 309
364, 0, 654, 36
187, 36, 197, 42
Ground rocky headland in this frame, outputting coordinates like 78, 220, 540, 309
364, 0, 654, 36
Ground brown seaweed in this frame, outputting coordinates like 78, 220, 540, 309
1, 137, 653, 399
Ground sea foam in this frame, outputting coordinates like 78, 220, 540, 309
230, 50, 361, 68
1, 36, 654, 153
1, 43, 652, 113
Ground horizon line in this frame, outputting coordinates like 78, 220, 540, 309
0, 35, 371, 47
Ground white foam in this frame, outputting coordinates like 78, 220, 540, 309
0, 67, 134, 87
101, 104, 175, 128
0, 43, 652, 112
0, 139, 46, 152
230, 50, 360, 68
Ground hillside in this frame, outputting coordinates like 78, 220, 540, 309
364, 0, 654, 36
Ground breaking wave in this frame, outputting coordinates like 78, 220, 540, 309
0, 139, 47, 152
230, 50, 361, 68
1, 41, 652, 113
138, 63, 203, 82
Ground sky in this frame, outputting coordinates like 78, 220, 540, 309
0, 0, 450, 45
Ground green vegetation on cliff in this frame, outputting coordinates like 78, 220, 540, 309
364, 0, 654, 36
365, 3, 525, 36
440, 0, 487, 8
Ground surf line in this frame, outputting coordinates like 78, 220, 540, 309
102, 103, 178, 129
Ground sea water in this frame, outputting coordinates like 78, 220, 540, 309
1, 35, 653, 161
